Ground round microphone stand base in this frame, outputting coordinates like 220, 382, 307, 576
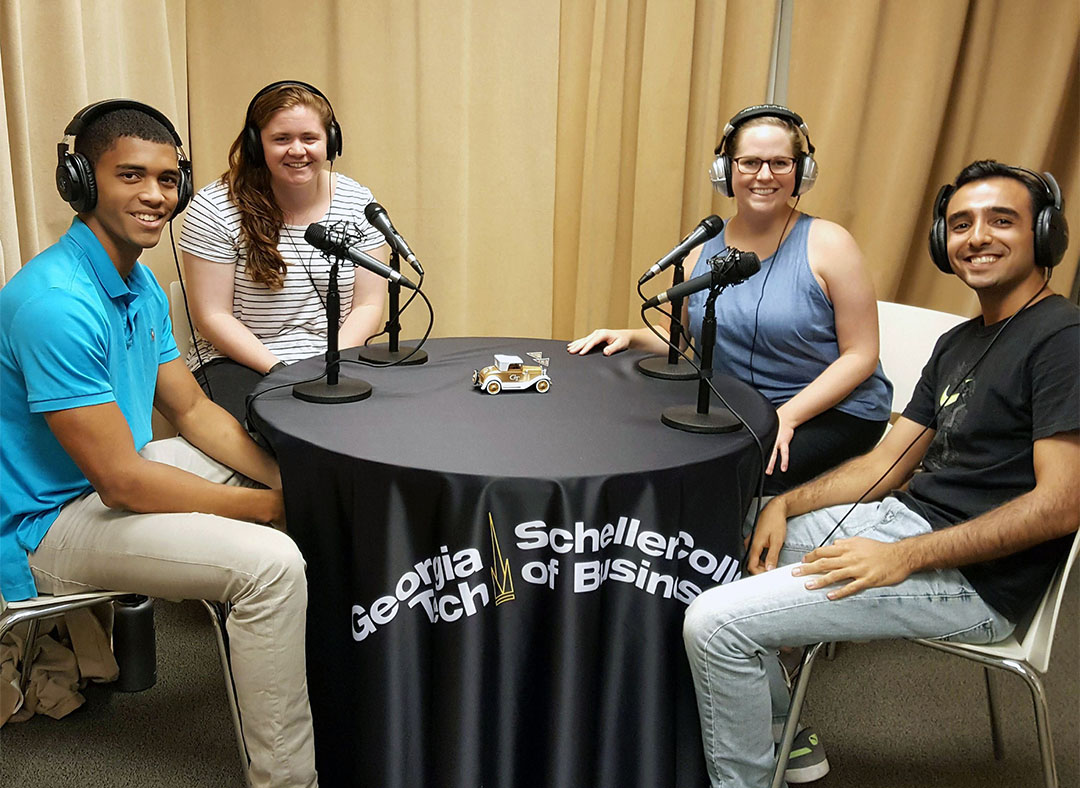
293, 377, 373, 404
636, 355, 698, 380
355, 345, 428, 365
661, 404, 742, 434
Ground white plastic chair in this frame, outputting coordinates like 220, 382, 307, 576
772, 528, 1080, 788
877, 300, 966, 419
169, 279, 193, 357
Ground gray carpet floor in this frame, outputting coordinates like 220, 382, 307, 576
2, 568, 1076, 788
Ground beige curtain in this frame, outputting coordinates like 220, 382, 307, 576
5, 0, 1078, 330
185, 0, 562, 340
0, 0, 188, 288
787, 0, 1080, 317
552, 0, 780, 339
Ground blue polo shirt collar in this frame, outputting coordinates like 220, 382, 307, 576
63, 217, 148, 304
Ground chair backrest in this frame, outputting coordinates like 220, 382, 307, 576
1020, 528, 1080, 674
169, 279, 192, 358
877, 301, 966, 416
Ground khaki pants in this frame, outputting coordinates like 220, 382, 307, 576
28, 438, 317, 788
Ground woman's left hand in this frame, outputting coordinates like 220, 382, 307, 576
766, 412, 794, 475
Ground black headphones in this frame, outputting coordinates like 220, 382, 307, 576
929, 168, 1069, 273
242, 80, 342, 165
710, 104, 818, 198
56, 99, 193, 216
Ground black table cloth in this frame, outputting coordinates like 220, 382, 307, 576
250, 337, 777, 788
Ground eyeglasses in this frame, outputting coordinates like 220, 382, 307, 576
733, 156, 796, 175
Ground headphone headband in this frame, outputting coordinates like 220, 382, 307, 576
244, 80, 334, 126
1007, 167, 1064, 212
715, 104, 815, 157
64, 99, 186, 148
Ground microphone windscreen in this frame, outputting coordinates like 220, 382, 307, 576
364, 202, 386, 223
735, 251, 761, 280
701, 214, 725, 238
304, 222, 329, 248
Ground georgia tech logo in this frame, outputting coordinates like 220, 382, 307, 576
489, 514, 515, 606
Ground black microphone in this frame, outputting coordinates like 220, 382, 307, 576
638, 215, 725, 285
364, 202, 423, 276
305, 223, 419, 291
643, 248, 759, 308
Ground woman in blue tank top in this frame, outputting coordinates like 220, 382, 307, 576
569, 105, 892, 495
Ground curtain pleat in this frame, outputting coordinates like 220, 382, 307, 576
0, 0, 187, 288
3, 0, 1077, 327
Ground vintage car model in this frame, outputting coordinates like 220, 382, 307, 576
472, 353, 551, 394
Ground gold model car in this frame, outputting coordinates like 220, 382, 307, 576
472, 353, 551, 394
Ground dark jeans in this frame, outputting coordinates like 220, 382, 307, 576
763, 407, 888, 496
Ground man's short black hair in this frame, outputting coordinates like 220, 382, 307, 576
953, 160, 1052, 224
74, 109, 176, 167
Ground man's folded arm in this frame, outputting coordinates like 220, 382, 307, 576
44, 400, 282, 523
152, 357, 281, 489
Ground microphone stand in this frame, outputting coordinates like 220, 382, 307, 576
636, 256, 697, 380
294, 257, 374, 403
660, 275, 741, 434
356, 248, 428, 365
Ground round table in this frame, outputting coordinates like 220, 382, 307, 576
250, 337, 777, 788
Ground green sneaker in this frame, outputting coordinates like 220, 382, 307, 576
785, 727, 830, 783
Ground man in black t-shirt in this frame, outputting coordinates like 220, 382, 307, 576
682, 161, 1079, 788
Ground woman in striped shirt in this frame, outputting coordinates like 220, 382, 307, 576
180, 81, 388, 422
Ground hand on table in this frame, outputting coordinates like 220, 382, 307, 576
792, 537, 913, 600
567, 329, 633, 356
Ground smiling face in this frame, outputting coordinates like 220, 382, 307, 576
730, 124, 798, 213
945, 177, 1043, 298
81, 135, 180, 272
259, 104, 328, 189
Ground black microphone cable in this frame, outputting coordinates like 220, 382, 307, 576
636, 277, 697, 352
168, 220, 216, 403
363, 268, 426, 348
639, 275, 770, 574
242, 284, 436, 426
344, 286, 435, 368
804, 277, 1052, 555
747, 199, 799, 389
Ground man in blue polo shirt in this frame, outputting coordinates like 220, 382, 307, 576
0, 102, 317, 788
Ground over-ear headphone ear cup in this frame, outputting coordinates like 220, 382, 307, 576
326, 119, 342, 161
709, 155, 734, 197
174, 159, 194, 216
928, 184, 954, 274
55, 155, 82, 209
243, 125, 264, 165
1034, 204, 1069, 269
796, 154, 817, 196
56, 152, 97, 213
78, 155, 98, 213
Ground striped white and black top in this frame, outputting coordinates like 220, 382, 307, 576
178, 174, 383, 368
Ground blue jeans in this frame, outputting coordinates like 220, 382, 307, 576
682, 497, 1014, 788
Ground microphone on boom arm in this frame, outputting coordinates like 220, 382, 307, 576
643, 247, 760, 308
638, 215, 725, 285
304, 222, 419, 290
